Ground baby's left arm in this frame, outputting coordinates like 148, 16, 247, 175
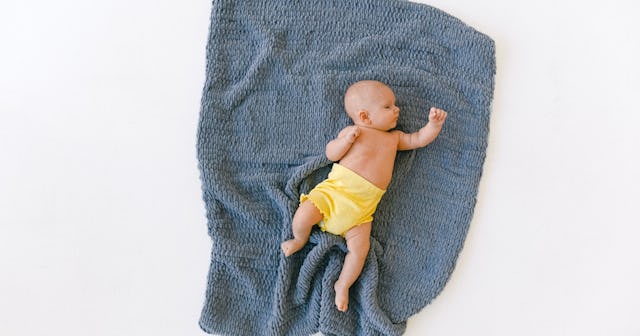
394, 107, 448, 151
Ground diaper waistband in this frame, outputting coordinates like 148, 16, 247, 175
329, 163, 386, 195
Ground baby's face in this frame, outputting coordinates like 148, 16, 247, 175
361, 85, 400, 131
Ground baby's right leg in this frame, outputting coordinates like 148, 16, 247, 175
281, 200, 323, 257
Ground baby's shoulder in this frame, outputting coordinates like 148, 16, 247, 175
385, 129, 402, 142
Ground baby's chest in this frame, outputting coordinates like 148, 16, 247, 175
354, 133, 397, 155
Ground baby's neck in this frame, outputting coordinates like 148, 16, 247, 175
354, 123, 392, 132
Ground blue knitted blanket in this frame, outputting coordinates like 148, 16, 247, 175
197, 1, 495, 335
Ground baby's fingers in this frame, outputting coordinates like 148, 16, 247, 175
429, 107, 448, 124
347, 126, 360, 143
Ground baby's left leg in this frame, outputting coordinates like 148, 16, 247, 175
334, 222, 371, 312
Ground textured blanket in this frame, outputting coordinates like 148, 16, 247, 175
197, 0, 495, 335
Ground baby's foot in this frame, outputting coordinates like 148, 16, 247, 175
281, 239, 305, 257
334, 281, 349, 312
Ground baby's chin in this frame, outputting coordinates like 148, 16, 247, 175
386, 121, 398, 130
378, 122, 397, 131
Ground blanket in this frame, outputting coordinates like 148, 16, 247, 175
197, 0, 496, 335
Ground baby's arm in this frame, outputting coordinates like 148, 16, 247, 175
395, 107, 447, 151
326, 126, 360, 161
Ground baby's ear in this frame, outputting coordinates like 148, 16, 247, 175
358, 110, 371, 124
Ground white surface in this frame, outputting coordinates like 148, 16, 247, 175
1, 0, 639, 335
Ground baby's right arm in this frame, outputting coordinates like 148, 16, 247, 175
325, 126, 360, 161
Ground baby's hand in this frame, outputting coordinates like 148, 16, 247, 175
428, 107, 448, 126
345, 126, 360, 143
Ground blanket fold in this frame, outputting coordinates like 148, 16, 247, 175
197, 0, 495, 335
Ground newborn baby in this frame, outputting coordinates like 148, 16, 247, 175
281, 80, 448, 312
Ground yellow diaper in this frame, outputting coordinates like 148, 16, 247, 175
300, 163, 386, 237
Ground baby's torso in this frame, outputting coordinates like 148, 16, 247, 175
338, 127, 399, 190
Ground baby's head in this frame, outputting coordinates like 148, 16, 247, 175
344, 80, 400, 131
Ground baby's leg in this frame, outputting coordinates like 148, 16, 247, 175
281, 200, 323, 257
334, 222, 371, 312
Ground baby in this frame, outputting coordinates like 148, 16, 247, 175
281, 80, 448, 312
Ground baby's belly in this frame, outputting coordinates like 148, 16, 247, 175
339, 156, 395, 190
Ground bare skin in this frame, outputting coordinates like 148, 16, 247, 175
281, 80, 447, 312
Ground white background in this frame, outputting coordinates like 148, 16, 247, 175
1, 0, 639, 335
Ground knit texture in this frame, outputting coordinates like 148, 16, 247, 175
197, 1, 495, 335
